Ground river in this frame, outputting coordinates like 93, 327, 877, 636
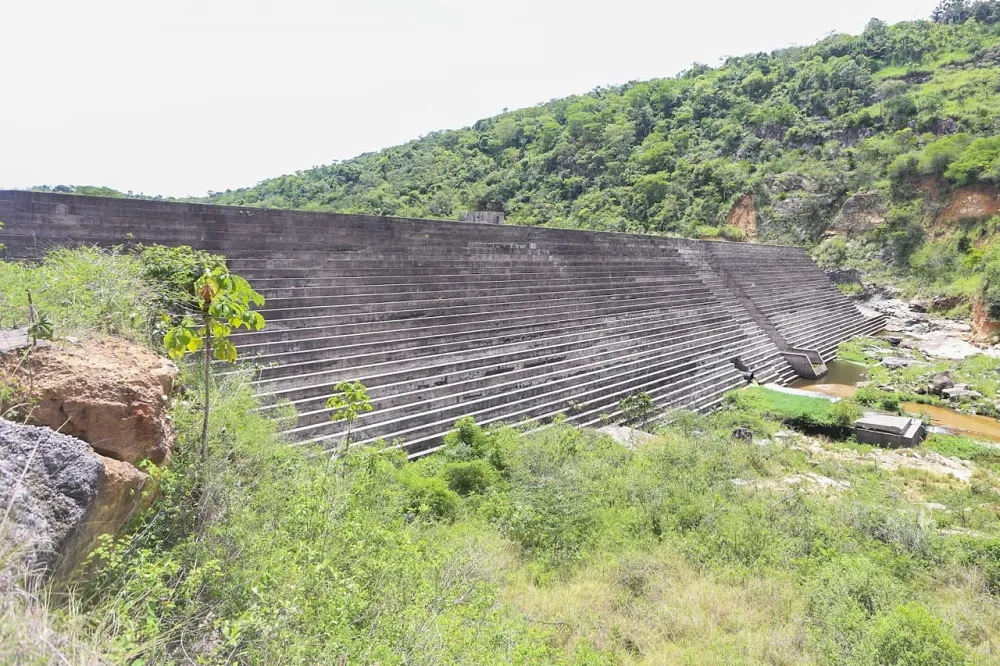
792, 360, 1000, 442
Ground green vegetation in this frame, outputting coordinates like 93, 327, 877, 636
0, 246, 159, 341
7, 247, 1000, 663
837, 336, 1000, 416
16, 382, 999, 664
164, 267, 266, 458
725, 385, 864, 429
187, 9, 999, 249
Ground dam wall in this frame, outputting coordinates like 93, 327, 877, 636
0, 191, 885, 456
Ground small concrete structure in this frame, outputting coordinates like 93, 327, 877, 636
854, 412, 926, 448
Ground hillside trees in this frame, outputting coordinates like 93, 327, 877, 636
199, 15, 1000, 246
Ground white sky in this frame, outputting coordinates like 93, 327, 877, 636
1, 0, 933, 198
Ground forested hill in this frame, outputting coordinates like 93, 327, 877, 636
195, 4, 1000, 247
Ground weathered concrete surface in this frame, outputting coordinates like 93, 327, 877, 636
854, 413, 925, 448
0, 190, 884, 456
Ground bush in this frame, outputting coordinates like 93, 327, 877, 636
397, 468, 461, 520
858, 604, 966, 665
443, 416, 513, 473
829, 399, 864, 426
718, 225, 748, 241
443, 460, 499, 496
814, 237, 848, 269
136, 244, 226, 312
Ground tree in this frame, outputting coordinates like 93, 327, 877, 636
164, 268, 265, 459
326, 380, 373, 461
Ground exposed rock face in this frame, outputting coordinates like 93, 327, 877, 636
0, 420, 101, 581
972, 297, 1000, 342
829, 192, 886, 235
727, 194, 757, 239
0, 338, 178, 465
0, 337, 175, 581
0, 420, 151, 582
936, 184, 1000, 224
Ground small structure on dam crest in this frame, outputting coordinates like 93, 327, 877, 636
0, 190, 885, 457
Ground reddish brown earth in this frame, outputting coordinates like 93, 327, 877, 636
727, 193, 757, 239
936, 184, 1000, 225
972, 298, 1000, 342
0, 337, 178, 465
1, 337, 178, 579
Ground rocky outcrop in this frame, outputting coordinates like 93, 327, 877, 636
828, 192, 886, 235
0, 421, 101, 581
936, 184, 1000, 225
972, 297, 1000, 342
0, 337, 176, 581
0, 420, 151, 582
726, 194, 757, 239
0, 338, 178, 465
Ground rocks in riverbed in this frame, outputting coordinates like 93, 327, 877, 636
943, 385, 984, 401
882, 356, 914, 369
929, 373, 955, 396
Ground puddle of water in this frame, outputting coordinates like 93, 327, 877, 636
791, 361, 1000, 442
901, 403, 1000, 442
792, 360, 868, 399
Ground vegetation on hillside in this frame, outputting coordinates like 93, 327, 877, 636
183, 6, 997, 245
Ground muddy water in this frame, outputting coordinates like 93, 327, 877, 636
792, 361, 1000, 442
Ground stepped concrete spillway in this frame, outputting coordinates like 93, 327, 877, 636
0, 191, 885, 456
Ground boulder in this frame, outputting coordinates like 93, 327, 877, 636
881, 357, 914, 369
0, 420, 101, 581
928, 372, 955, 396
943, 386, 983, 401
0, 420, 151, 582
0, 338, 178, 466
909, 299, 929, 314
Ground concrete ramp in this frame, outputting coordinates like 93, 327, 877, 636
0, 191, 885, 456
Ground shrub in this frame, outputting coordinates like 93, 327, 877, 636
443, 416, 513, 473
136, 244, 226, 312
443, 460, 499, 496
814, 237, 848, 269
806, 556, 903, 660
858, 604, 966, 666
718, 225, 748, 241
397, 468, 461, 520
829, 399, 864, 426
0, 247, 156, 340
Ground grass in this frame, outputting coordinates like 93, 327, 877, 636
0, 246, 159, 343
50, 377, 1000, 664
725, 385, 863, 429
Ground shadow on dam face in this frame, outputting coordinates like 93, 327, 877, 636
0, 189, 886, 457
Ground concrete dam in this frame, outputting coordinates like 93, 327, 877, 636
0, 191, 885, 456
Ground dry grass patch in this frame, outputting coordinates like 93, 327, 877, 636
506, 547, 812, 665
